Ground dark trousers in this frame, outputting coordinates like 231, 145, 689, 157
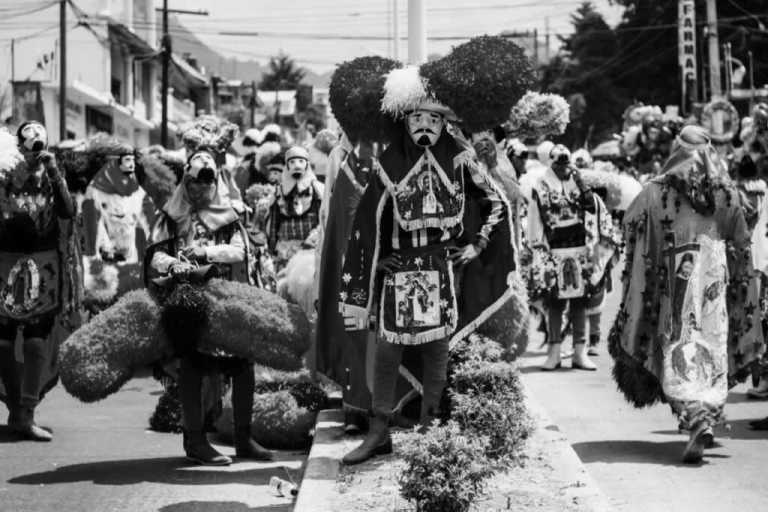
372, 337, 450, 419
547, 297, 587, 345
178, 356, 255, 434
0, 335, 52, 412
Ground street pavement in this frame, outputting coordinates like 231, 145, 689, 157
0, 377, 303, 512
520, 266, 768, 512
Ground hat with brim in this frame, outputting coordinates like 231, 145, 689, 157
380, 66, 456, 120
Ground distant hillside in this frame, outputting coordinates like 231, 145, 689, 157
167, 15, 333, 88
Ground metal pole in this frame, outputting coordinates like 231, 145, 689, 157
749, 51, 755, 109
161, 0, 170, 147
705, 0, 721, 99
59, 0, 66, 140
407, 0, 426, 65
10, 39, 14, 82
393, 0, 399, 61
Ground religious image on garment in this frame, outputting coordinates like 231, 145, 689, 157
550, 246, 588, 299
394, 270, 441, 328
668, 243, 700, 341
663, 236, 728, 405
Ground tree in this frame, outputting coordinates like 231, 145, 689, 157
540, 2, 626, 148
611, 0, 768, 111
259, 54, 306, 90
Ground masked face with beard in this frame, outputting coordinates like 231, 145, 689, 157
18, 122, 48, 154
185, 151, 218, 209
287, 156, 309, 180
407, 109, 445, 148
471, 131, 498, 169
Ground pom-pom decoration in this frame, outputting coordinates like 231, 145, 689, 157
137, 153, 179, 208
508, 91, 570, 140
0, 129, 23, 176
59, 279, 311, 402
381, 65, 429, 118
329, 56, 401, 143
578, 168, 642, 211
421, 35, 536, 132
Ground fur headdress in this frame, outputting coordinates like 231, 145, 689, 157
329, 56, 401, 143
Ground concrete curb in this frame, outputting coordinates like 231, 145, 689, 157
295, 385, 612, 512
293, 409, 346, 512
521, 378, 613, 512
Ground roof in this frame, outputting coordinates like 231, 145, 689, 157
171, 54, 208, 87
107, 21, 155, 56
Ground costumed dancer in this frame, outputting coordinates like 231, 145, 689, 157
609, 125, 764, 463
315, 56, 401, 434
266, 146, 324, 267
147, 148, 272, 465
82, 141, 154, 265
338, 36, 530, 464
0, 123, 82, 441
620, 105, 673, 178
527, 145, 619, 371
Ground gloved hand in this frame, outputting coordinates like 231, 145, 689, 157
37, 151, 60, 179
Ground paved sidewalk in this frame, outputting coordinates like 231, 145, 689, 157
520, 270, 768, 512
0, 377, 303, 512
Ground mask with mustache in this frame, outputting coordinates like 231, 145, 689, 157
407, 110, 445, 148
18, 122, 48, 154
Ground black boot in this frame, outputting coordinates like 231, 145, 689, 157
9, 407, 52, 442
342, 412, 392, 465
184, 430, 232, 466
234, 426, 273, 461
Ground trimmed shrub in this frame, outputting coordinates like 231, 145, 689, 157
399, 421, 493, 512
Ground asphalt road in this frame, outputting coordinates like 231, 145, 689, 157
0, 377, 303, 512
521, 265, 768, 512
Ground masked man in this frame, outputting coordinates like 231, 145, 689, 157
148, 148, 271, 465
527, 145, 619, 371
0, 122, 82, 441
83, 143, 153, 264
610, 126, 764, 463
266, 146, 324, 267
339, 93, 510, 464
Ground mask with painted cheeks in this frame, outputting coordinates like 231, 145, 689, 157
18, 122, 48, 154
406, 109, 445, 147
185, 151, 218, 208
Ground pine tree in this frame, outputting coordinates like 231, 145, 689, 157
259, 54, 306, 90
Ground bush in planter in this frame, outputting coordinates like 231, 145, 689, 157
399, 421, 493, 512
215, 390, 317, 450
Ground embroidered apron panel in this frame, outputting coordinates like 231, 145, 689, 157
379, 247, 457, 345
550, 246, 589, 299
0, 250, 61, 321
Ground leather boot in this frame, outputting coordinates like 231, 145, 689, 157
184, 430, 231, 466
342, 412, 392, 465
234, 426, 273, 461
572, 343, 597, 371
9, 407, 52, 442
541, 343, 562, 371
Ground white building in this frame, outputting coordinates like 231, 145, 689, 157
8, 0, 158, 146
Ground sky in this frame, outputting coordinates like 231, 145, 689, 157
0, 0, 626, 84
178, 0, 625, 73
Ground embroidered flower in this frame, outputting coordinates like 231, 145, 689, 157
354, 230, 361, 240
339, 291, 348, 301
414, 257, 423, 267
403, 210, 412, 219
342, 273, 352, 284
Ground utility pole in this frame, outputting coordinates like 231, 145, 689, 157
10, 39, 14, 82
407, 0, 426, 65
157, 4, 209, 147
705, 0, 721, 99
393, 0, 399, 61
250, 80, 257, 128
59, 0, 66, 141
545, 17, 551, 62
161, 0, 169, 147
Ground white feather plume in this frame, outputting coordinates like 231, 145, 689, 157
0, 128, 22, 175
381, 66, 428, 117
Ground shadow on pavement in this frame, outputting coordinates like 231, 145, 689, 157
9, 453, 305, 487
651, 419, 768, 441
158, 502, 291, 512
571, 439, 728, 467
